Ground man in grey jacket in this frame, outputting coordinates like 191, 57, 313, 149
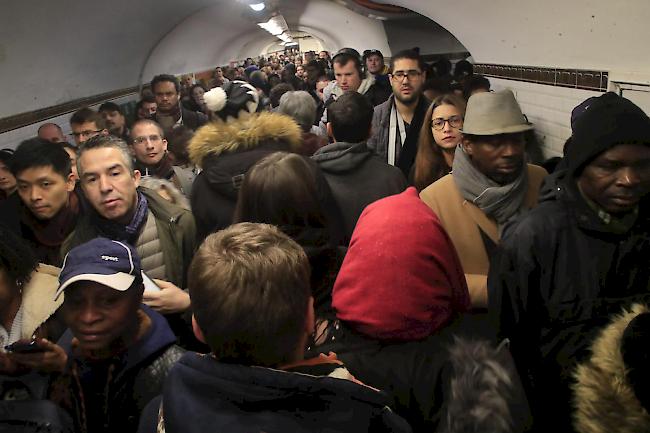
367, 49, 429, 177
312, 92, 407, 243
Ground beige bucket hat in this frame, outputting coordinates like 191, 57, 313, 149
461, 89, 533, 135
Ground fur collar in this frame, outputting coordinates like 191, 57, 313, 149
188, 112, 302, 167
573, 304, 650, 433
21, 264, 63, 340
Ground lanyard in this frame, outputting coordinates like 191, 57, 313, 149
388, 101, 406, 166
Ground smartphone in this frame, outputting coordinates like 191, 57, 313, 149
142, 271, 161, 292
4, 340, 46, 354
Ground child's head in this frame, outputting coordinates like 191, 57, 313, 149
189, 222, 313, 367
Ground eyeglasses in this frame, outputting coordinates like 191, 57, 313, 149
391, 70, 422, 81
132, 135, 162, 145
70, 130, 102, 138
431, 115, 463, 130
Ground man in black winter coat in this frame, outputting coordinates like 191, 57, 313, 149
489, 92, 650, 432
312, 92, 407, 244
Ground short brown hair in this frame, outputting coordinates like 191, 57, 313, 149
188, 222, 311, 367
69, 107, 107, 130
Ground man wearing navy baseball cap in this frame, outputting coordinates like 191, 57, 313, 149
48, 237, 184, 433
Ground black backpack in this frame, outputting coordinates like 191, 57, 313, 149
0, 374, 74, 433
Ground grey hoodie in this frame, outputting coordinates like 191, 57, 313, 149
312, 141, 406, 242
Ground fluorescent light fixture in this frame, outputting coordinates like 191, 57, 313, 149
277, 32, 292, 43
249, 3, 265, 11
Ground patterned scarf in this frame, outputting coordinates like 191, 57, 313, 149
94, 191, 149, 244
452, 146, 528, 236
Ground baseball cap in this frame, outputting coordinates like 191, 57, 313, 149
56, 238, 142, 299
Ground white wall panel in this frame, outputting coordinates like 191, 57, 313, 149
489, 78, 601, 158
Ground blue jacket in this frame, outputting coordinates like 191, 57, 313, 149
50, 306, 184, 433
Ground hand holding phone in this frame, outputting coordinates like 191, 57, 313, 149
4, 339, 46, 354
4, 338, 67, 373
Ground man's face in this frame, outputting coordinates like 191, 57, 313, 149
390, 58, 425, 105
153, 81, 179, 114
130, 123, 167, 166
215, 68, 223, 78
79, 147, 140, 224
101, 110, 125, 135
62, 282, 141, 353
463, 133, 526, 185
578, 143, 650, 214
316, 79, 330, 102
0, 161, 16, 194
16, 166, 75, 220
70, 121, 105, 146
366, 54, 384, 75
38, 124, 65, 143
296, 65, 305, 79
137, 102, 157, 120
334, 60, 362, 93
319, 51, 328, 60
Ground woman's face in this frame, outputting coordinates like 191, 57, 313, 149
431, 103, 463, 150
192, 87, 205, 105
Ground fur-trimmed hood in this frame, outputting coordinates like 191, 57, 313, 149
573, 304, 650, 433
188, 111, 302, 167
441, 338, 531, 433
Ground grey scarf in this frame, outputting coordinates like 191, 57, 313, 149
452, 146, 528, 236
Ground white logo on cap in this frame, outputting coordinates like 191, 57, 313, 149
101, 255, 119, 262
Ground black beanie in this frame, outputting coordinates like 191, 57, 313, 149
621, 312, 650, 412
567, 92, 650, 175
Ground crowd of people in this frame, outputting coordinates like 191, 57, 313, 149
0, 46, 649, 433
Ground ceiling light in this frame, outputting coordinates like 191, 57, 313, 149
249, 3, 265, 12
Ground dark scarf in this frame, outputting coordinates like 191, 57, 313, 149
94, 191, 149, 244
135, 153, 174, 180
22, 190, 80, 246
396, 96, 430, 177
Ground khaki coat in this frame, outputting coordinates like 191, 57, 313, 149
420, 164, 547, 307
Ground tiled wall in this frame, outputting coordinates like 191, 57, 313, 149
489, 78, 602, 159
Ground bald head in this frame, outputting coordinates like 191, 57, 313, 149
37, 123, 66, 143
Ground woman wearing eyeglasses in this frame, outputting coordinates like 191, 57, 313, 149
413, 94, 466, 191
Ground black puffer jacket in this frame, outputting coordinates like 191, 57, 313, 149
488, 169, 650, 432
188, 112, 303, 242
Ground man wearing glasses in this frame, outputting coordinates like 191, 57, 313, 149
367, 49, 429, 177
69, 107, 109, 146
129, 119, 195, 197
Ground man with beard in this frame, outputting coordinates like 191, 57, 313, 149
151, 74, 207, 135
99, 102, 130, 141
420, 90, 547, 308
367, 50, 430, 177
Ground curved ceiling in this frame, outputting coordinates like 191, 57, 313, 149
2, 0, 650, 120
141, 0, 391, 83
